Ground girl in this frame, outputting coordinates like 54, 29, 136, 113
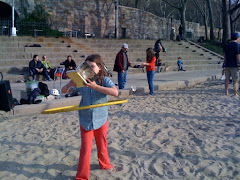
141, 48, 156, 95
62, 54, 118, 180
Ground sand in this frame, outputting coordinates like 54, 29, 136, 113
0, 79, 239, 180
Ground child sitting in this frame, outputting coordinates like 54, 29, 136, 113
177, 57, 186, 71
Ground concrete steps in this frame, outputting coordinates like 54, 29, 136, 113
0, 36, 224, 82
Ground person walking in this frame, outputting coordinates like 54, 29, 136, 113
141, 48, 156, 95
113, 43, 132, 89
224, 32, 240, 96
62, 54, 118, 180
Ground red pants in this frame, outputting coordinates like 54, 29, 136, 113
75, 121, 112, 180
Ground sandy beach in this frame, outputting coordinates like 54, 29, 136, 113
0, 79, 239, 180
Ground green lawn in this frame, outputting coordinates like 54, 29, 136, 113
199, 43, 224, 56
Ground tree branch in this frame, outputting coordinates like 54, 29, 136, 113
232, 12, 240, 23
162, 0, 180, 10
193, 0, 204, 17
229, 4, 240, 14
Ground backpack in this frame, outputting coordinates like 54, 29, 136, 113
28, 88, 41, 104
39, 82, 50, 97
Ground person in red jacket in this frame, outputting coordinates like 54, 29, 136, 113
113, 43, 132, 89
141, 48, 156, 95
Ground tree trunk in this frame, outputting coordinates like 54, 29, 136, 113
135, 0, 139, 8
222, 0, 230, 46
180, 7, 186, 38
206, 0, 214, 42
204, 17, 208, 40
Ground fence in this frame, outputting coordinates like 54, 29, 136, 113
0, 20, 64, 37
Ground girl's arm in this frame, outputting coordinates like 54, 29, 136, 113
142, 57, 156, 67
141, 62, 149, 66
84, 79, 118, 97
61, 80, 76, 93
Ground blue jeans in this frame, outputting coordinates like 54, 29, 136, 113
30, 68, 49, 81
157, 65, 161, 73
147, 71, 155, 95
118, 71, 127, 89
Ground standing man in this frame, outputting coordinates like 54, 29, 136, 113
224, 32, 240, 96
113, 43, 132, 89
29, 54, 51, 81
178, 24, 183, 40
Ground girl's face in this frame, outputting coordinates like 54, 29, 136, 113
86, 61, 101, 74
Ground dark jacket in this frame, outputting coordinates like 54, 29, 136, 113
63, 59, 76, 70
179, 26, 183, 35
113, 50, 131, 72
29, 59, 44, 70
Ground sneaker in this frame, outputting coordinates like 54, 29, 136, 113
220, 76, 225, 80
46, 79, 51, 81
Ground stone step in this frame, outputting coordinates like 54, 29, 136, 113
0, 54, 222, 68
0, 43, 191, 53
0, 57, 86, 67
0, 36, 68, 43
0, 52, 87, 60
0, 51, 219, 61
2, 64, 222, 83
0, 36, 224, 83
0, 48, 221, 59
0, 59, 222, 75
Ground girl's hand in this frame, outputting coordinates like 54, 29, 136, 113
141, 63, 148, 66
84, 79, 98, 89
62, 80, 76, 93
69, 80, 77, 87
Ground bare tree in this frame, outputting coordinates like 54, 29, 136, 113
213, 0, 222, 40
206, 0, 215, 41
161, 0, 188, 38
222, 0, 240, 45
229, 0, 240, 33
222, 0, 230, 45
193, 0, 209, 40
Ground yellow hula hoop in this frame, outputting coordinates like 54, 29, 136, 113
235, 77, 240, 96
42, 99, 128, 114
235, 90, 240, 96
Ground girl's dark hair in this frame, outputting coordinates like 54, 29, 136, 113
85, 54, 108, 85
146, 48, 155, 61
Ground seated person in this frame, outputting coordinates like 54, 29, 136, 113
41, 55, 55, 80
177, 57, 186, 71
41, 55, 51, 72
61, 55, 76, 71
29, 54, 51, 81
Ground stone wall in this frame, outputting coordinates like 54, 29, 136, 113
118, 6, 200, 40
1, 0, 35, 18
0, 0, 221, 40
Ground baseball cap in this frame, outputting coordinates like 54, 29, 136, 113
122, 43, 128, 49
231, 32, 240, 40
